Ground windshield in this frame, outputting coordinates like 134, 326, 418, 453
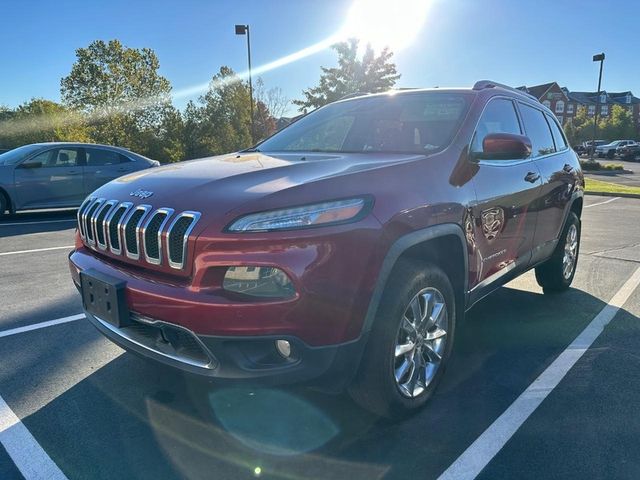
0, 144, 43, 165
258, 92, 471, 155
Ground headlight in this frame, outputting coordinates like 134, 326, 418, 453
226, 197, 369, 232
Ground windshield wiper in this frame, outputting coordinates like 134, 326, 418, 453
240, 147, 261, 153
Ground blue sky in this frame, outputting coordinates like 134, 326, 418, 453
1, 0, 638, 115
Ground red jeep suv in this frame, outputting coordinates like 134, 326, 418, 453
69, 81, 583, 417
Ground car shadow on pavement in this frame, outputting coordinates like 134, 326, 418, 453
0, 210, 77, 238
1, 285, 630, 480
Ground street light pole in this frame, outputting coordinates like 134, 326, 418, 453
235, 24, 254, 144
590, 52, 605, 161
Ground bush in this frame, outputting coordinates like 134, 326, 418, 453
579, 160, 624, 171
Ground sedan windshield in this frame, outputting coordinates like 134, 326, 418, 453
0, 144, 43, 165
258, 92, 472, 155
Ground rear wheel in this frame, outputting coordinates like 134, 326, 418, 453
348, 260, 456, 418
535, 212, 580, 292
607, 150, 615, 159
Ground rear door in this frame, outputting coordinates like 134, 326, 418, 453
520, 104, 580, 263
467, 97, 542, 301
13, 147, 85, 209
83, 148, 136, 195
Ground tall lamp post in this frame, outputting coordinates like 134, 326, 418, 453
590, 52, 605, 161
235, 24, 254, 143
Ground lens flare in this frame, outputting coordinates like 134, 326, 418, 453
340, 0, 431, 52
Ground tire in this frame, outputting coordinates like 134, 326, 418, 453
607, 150, 615, 159
348, 260, 456, 418
535, 212, 580, 292
0, 193, 6, 218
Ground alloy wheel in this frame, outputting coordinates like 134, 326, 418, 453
394, 287, 448, 398
563, 224, 578, 280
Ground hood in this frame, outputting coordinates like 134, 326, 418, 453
91, 151, 424, 215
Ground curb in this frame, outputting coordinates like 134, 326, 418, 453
585, 191, 640, 199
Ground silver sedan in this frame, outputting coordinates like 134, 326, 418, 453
0, 142, 159, 216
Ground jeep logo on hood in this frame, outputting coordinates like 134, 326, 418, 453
130, 189, 154, 199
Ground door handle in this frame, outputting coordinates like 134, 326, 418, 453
524, 172, 540, 183
116, 168, 132, 172
563, 163, 574, 173
67, 170, 81, 176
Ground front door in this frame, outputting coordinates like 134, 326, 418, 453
467, 97, 542, 303
13, 147, 85, 209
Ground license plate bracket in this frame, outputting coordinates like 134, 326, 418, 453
80, 269, 130, 328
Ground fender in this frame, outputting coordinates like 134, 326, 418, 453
361, 223, 469, 333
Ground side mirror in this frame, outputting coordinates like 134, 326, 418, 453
20, 161, 43, 169
478, 133, 532, 160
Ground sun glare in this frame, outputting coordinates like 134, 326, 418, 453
340, 0, 431, 52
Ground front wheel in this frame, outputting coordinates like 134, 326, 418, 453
535, 211, 580, 292
348, 260, 456, 418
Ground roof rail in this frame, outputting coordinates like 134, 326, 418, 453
473, 80, 539, 102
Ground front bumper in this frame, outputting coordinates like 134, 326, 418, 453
84, 308, 368, 389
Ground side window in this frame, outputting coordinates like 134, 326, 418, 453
22, 148, 79, 167
86, 148, 125, 166
518, 103, 556, 156
471, 98, 521, 153
545, 114, 568, 150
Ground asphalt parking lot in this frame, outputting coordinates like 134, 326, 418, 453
1, 196, 640, 480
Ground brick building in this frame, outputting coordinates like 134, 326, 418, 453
518, 82, 640, 134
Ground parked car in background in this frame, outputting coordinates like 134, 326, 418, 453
596, 140, 635, 159
69, 81, 584, 417
617, 142, 640, 160
0, 142, 159, 216
575, 140, 607, 157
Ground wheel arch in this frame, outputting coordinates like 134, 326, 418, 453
361, 223, 469, 334
0, 186, 13, 214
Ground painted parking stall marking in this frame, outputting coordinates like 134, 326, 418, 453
438, 264, 640, 480
0, 245, 74, 257
584, 197, 620, 209
0, 314, 85, 339
0, 394, 68, 480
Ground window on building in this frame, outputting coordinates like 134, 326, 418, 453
567, 103, 574, 114
601, 105, 609, 115
588, 105, 596, 116
519, 102, 556, 157
600, 93, 607, 103
555, 100, 565, 113
556, 115, 564, 125
627, 94, 632, 104
542, 100, 551, 109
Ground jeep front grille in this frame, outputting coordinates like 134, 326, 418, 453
78, 197, 200, 270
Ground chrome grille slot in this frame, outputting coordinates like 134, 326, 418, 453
83, 199, 103, 245
77, 197, 94, 240
166, 211, 201, 270
106, 202, 133, 255
123, 205, 151, 259
142, 208, 174, 265
94, 201, 117, 250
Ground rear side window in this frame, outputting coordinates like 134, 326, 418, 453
471, 98, 521, 153
85, 148, 129, 166
545, 114, 568, 150
519, 103, 555, 156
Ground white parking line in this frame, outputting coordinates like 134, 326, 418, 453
584, 196, 620, 208
0, 394, 68, 480
438, 264, 640, 480
0, 245, 74, 257
0, 314, 84, 339
0, 219, 76, 226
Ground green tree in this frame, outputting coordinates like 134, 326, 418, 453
293, 39, 400, 111
597, 104, 637, 141
183, 67, 254, 158
0, 99, 91, 149
60, 39, 176, 160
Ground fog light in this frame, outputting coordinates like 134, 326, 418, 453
223, 266, 295, 298
276, 340, 291, 358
